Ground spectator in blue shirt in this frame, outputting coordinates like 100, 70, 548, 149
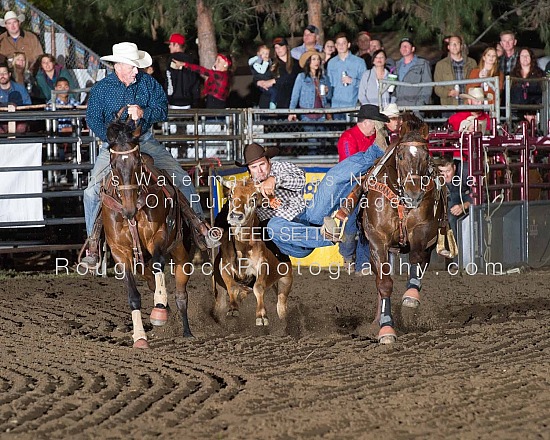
81, 42, 218, 269
0, 62, 31, 133
326, 32, 366, 120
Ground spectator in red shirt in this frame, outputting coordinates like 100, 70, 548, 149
179, 53, 231, 108
336, 105, 378, 161
448, 87, 492, 133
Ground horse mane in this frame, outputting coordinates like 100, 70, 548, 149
106, 119, 138, 146
399, 111, 429, 140
400, 131, 428, 145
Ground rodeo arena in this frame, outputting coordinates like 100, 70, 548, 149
1, 1, 550, 439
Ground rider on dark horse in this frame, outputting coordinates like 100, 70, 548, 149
81, 42, 219, 269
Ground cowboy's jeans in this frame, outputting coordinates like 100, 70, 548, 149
304, 144, 384, 225
266, 144, 383, 259
267, 213, 334, 258
338, 204, 371, 271
83, 131, 203, 236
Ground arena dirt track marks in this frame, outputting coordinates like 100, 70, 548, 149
1, 271, 550, 438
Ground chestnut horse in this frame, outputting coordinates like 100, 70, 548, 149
359, 115, 445, 344
102, 118, 193, 348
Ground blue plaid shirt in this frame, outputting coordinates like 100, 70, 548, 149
86, 71, 167, 142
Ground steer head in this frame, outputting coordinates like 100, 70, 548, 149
222, 178, 260, 227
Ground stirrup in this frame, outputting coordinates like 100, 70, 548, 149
205, 226, 223, 249
77, 238, 101, 270
436, 229, 458, 259
320, 216, 344, 243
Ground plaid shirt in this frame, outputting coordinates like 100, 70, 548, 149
499, 51, 518, 76
255, 161, 306, 222
452, 59, 465, 104
184, 63, 230, 103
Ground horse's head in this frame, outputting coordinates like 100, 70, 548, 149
107, 119, 142, 220
223, 178, 259, 227
395, 131, 431, 208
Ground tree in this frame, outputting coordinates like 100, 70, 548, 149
196, 0, 217, 68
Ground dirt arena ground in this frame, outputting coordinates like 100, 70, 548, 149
0, 264, 549, 440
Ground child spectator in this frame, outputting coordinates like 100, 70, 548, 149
249, 44, 277, 109
180, 53, 231, 108
47, 77, 80, 132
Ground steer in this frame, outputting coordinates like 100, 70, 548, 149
213, 178, 293, 326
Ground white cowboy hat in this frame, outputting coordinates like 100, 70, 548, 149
459, 87, 494, 102
0, 11, 25, 27
381, 103, 400, 118
100, 42, 152, 68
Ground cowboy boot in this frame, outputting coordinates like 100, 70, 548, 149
324, 180, 365, 241
80, 237, 100, 269
79, 213, 103, 269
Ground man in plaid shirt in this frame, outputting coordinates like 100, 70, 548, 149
235, 143, 339, 258
179, 53, 231, 108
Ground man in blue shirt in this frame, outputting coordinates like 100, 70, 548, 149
0, 62, 31, 133
81, 42, 217, 269
326, 33, 366, 120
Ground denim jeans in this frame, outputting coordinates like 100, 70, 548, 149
83, 131, 203, 236
267, 144, 384, 259
267, 212, 334, 258
338, 204, 370, 270
304, 144, 385, 225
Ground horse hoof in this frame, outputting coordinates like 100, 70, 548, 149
256, 317, 269, 326
150, 307, 168, 326
227, 309, 240, 317
402, 288, 420, 308
133, 338, 150, 349
377, 326, 397, 344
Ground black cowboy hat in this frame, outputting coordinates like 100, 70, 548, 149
357, 104, 390, 123
235, 142, 279, 167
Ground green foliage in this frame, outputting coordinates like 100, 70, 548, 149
35, 0, 550, 58
389, 0, 493, 44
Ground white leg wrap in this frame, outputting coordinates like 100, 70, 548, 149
154, 272, 168, 307
131, 310, 147, 342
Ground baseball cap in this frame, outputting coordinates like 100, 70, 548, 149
165, 33, 185, 45
272, 37, 288, 46
304, 25, 319, 35
400, 37, 415, 47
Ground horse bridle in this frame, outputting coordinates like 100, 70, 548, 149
109, 143, 142, 194
395, 140, 433, 203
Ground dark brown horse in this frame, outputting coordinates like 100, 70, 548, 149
102, 118, 193, 348
359, 114, 445, 344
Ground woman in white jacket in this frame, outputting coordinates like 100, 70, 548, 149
358, 49, 394, 107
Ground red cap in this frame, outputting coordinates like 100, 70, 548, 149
165, 33, 185, 45
218, 54, 231, 67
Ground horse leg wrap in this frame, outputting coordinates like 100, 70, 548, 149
379, 297, 394, 328
153, 271, 168, 307
406, 264, 423, 291
131, 310, 147, 343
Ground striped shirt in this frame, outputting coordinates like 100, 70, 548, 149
256, 161, 306, 222
86, 71, 167, 142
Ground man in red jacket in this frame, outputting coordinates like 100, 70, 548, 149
336, 104, 386, 161
448, 87, 493, 133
